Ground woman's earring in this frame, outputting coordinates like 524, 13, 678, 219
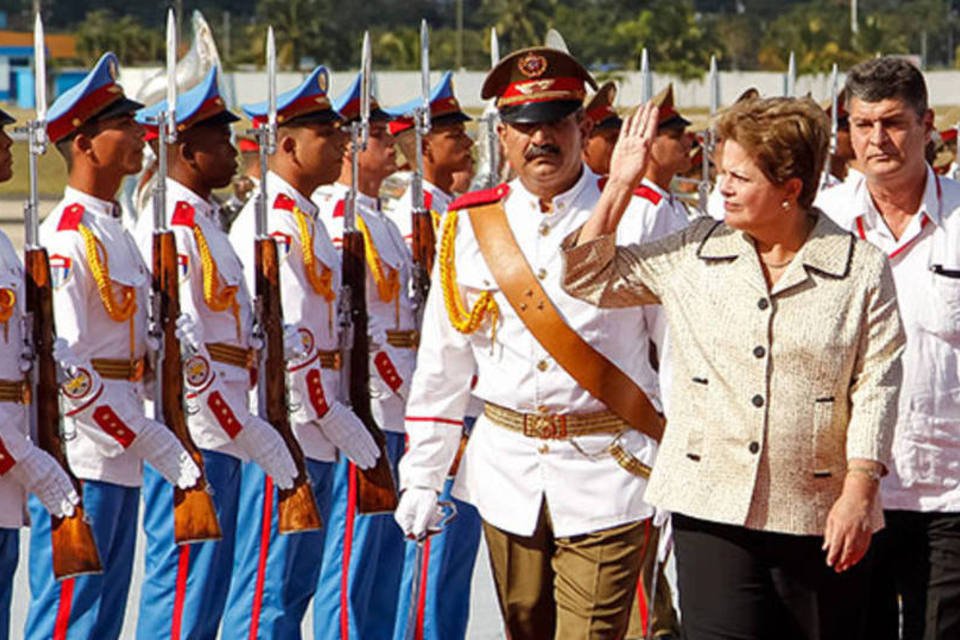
781, 200, 791, 210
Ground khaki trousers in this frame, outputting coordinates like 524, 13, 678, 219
482, 500, 648, 639
625, 522, 681, 639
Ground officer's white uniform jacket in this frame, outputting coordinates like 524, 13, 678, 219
399, 168, 666, 537
0, 231, 31, 526
135, 178, 252, 459
41, 188, 152, 486
817, 166, 960, 512
385, 179, 453, 247
315, 181, 417, 433
231, 172, 338, 460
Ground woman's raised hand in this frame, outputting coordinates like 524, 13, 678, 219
607, 102, 660, 190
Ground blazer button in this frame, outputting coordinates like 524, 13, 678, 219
751, 394, 764, 407
749, 441, 760, 454
753, 346, 766, 358
757, 298, 769, 310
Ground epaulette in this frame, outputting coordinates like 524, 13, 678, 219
634, 185, 663, 205
424, 190, 434, 212
332, 200, 345, 218
170, 201, 196, 227
274, 193, 296, 211
56, 203, 86, 231
448, 184, 509, 211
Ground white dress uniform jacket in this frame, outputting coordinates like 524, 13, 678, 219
383, 179, 453, 248
817, 166, 960, 512
231, 172, 338, 460
135, 179, 251, 459
315, 181, 417, 433
399, 168, 664, 538
0, 231, 30, 527
41, 188, 152, 486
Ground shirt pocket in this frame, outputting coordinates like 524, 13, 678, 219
917, 271, 960, 341
812, 396, 841, 477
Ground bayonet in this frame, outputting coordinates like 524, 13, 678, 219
545, 28, 569, 53
640, 48, 652, 103
411, 19, 432, 327
826, 63, 839, 185
785, 51, 796, 97
699, 55, 718, 214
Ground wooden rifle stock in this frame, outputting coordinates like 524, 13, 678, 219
24, 247, 102, 580
410, 210, 435, 316
254, 237, 322, 533
342, 230, 398, 514
152, 231, 222, 543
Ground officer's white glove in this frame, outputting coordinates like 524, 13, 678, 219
8, 447, 79, 518
316, 402, 379, 470
233, 415, 298, 490
283, 324, 306, 361
53, 337, 85, 376
394, 487, 443, 539
129, 420, 202, 489
175, 313, 204, 352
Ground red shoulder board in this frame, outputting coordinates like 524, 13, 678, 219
448, 184, 510, 211
633, 185, 663, 205
274, 193, 295, 211
170, 201, 196, 227
332, 199, 345, 218
56, 203, 86, 231
424, 190, 434, 211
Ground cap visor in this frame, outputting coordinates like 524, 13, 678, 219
0, 110, 14, 126
282, 109, 343, 126
92, 96, 146, 123
193, 110, 242, 129
594, 115, 623, 131
432, 112, 473, 126
658, 114, 691, 131
500, 100, 581, 125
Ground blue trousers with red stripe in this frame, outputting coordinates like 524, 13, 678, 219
392, 481, 481, 640
136, 450, 241, 640
314, 432, 406, 640
25, 480, 139, 640
220, 457, 335, 639
0, 528, 17, 640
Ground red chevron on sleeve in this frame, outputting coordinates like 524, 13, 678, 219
448, 184, 510, 211
57, 203, 86, 231
374, 351, 403, 393
170, 201, 196, 227
633, 185, 663, 205
274, 193, 296, 211
0, 439, 15, 474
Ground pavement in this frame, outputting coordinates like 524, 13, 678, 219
0, 196, 506, 639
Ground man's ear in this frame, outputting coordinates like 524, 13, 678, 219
73, 131, 93, 158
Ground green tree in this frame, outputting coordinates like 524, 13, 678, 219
480, 0, 557, 53
76, 10, 162, 65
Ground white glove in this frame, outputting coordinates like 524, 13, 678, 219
8, 447, 79, 518
316, 402, 380, 470
233, 415, 298, 490
394, 487, 443, 539
284, 324, 307, 361
128, 420, 202, 489
175, 313, 204, 352
53, 337, 85, 376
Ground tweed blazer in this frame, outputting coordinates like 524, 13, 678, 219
562, 212, 905, 535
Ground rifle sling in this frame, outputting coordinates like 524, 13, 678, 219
467, 202, 664, 442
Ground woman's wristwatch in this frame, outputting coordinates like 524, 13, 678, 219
846, 465, 882, 482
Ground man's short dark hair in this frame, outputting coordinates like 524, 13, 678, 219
845, 57, 928, 118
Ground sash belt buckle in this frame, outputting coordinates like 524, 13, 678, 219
523, 413, 567, 439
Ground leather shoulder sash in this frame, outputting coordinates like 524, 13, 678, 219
468, 202, 664, 442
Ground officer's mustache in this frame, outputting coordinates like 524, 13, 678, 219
525, 143, 561, 160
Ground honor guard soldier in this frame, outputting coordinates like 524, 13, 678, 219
223, 66, 379, 638
383, 71, 474, 242
394, 46, 665, 639
0, 109, 80, 640
311, 72, 414, 640
582, 81, 622, 176
131, 68, 298, 639
25, 52, 201, 640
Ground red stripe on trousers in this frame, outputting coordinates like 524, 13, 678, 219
415, 536, 432, 640
249, 475, 274, 640
171, 545, 191, 639
635, 519, 652, 637
53, 578, 75, 640
340, 463, 358, 639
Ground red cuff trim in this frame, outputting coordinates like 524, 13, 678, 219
306, 368, 330, 418
406, 416, 463, 427
0, 439, 15, 474
373, 352, 403, 393
208, 390, 243, 438
92, 406, 136, 448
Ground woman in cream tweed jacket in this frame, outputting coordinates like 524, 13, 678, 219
563, 97, 905, 639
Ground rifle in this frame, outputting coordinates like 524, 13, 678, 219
22, 13, 102, 580
472, 28, 500, 191
340, 32, 399, 515
825, 63, 839, 186
149, 9, 221, 544
252, 27, 321, 533
410, 19, 434, 328
698, 56, 719, 215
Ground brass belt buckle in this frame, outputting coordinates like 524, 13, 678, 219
130, 358, 144, 382
524, 413, 567, 439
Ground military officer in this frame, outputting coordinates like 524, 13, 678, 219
0, 109, 80, 640
394, 47, 664, 639
382, 71, 474, 243
224, 65, 379, 639
582, 81, 623, 176
26, 52, 201, 640
131, 67, 299, 639
311, 72, 415, 640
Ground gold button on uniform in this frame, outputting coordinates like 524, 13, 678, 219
538, 444, 549, 454
537, 360, 548, 371
537, 268, 547, 280
539, 223, 550, 236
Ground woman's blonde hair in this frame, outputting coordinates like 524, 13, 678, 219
715, 97, 829, 209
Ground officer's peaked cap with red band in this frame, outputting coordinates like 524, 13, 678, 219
585, 81, 622, 131
46, 52, 144, 144
651, 83, 691, 130
242, 66, 342, 127
333, 72, 391, 124
482, 46, 598, 124
136, 67, 239, 141
385, 71, 471, 136
0, 109, 13, 126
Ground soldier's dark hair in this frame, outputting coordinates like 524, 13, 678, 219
845, 57, 928, 118
54, 137, 74, 171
